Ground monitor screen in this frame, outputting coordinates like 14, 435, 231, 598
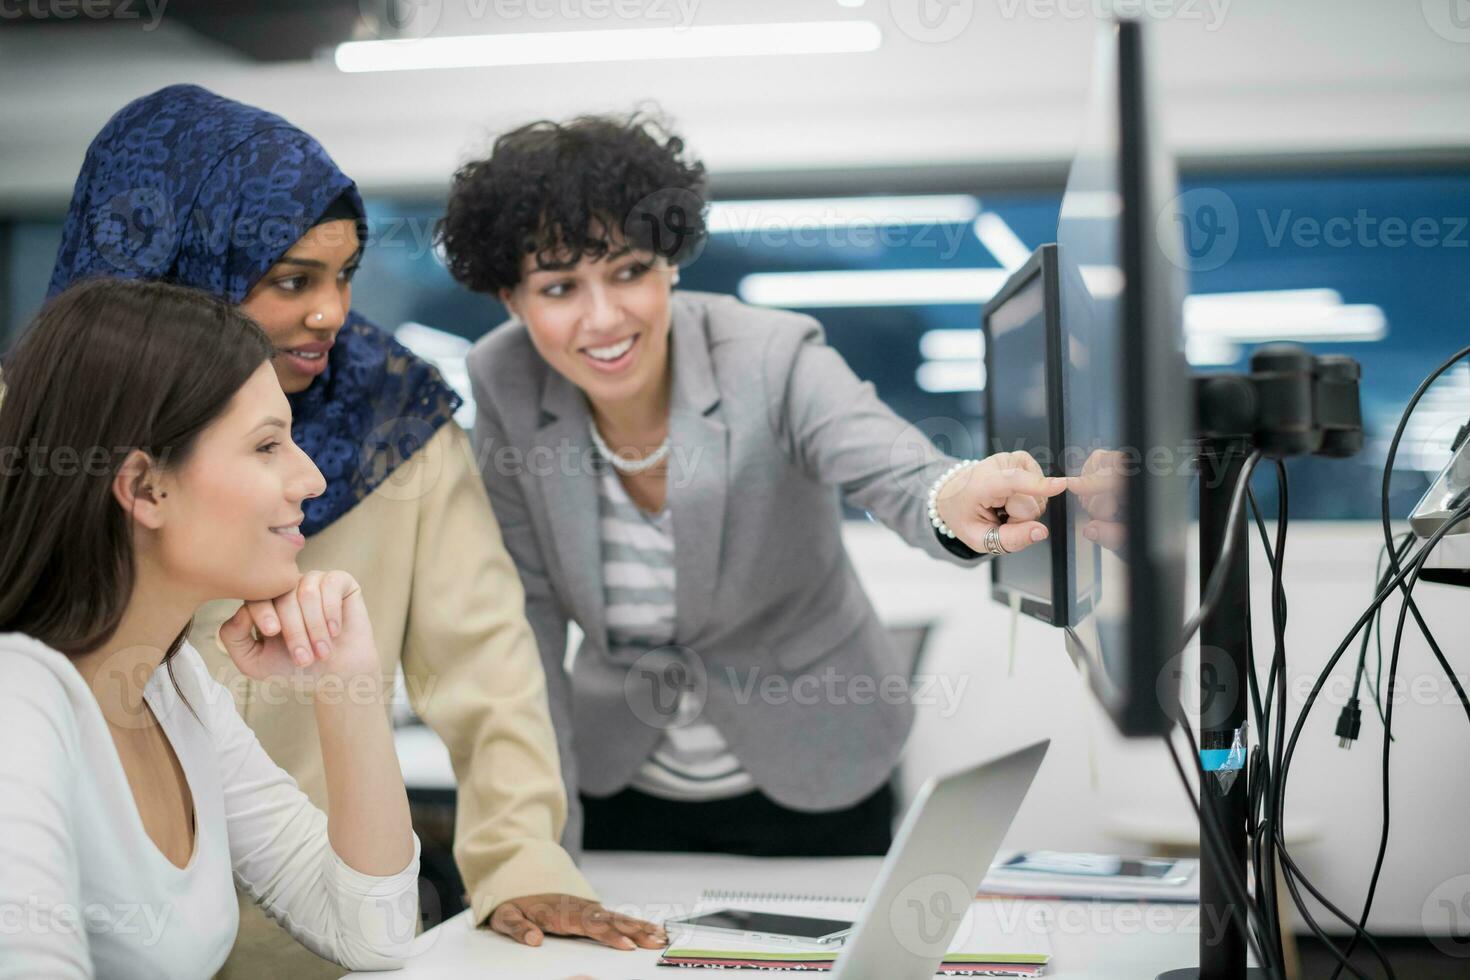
983, 248, 1067, 624
1054, 19, 1191, 736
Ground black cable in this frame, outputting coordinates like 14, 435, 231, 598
1255, 464, 1289, 735
1258, 476, 1393, 980
1335, 549, 1420, 978
1180, 448, 1283, 973
1350, 569, 1378, 702
1182, 451, 1407, 979
1192, 357, 1470, 980
1245, 599, 1266, 744
1357, 534, 1413, 732
1270, 506, 1468, 980
1323, 346, 1470, 980
1331, 518, 1466, 980
1275, 503, 1467, 795
1168, 451, 1286, 976
1243, 469, 1289, 970
1163, 729, 1282, 979
1377, 344, 1470, 728
1270, 509, 1469, 979
1241, 568, 1272, 963
1271, 824, 1393, 980
1183, 456, 1308, 977
1339, 534, 1414, 747
1353, 537, 1404, 701
1274, 499, 1470, 980
1369, 535, 1414, 725
1233, 463, 1394, 980
1246, 740, 1274, 970
1260, 462, 1290, 972
1178, 380, 1470, 979
1181, 448, 1264, 645
1366, 538, 1417, 725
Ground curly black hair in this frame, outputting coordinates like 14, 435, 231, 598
437, 111, 708, 295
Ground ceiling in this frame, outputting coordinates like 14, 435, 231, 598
1, 0, 1467, 209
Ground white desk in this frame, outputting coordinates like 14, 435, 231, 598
350, 852, 1202, 978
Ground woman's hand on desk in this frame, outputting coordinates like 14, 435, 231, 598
488, 894, 667, 950
934, 451, 1068, 555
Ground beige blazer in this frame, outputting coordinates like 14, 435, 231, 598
191, 422, 595, 975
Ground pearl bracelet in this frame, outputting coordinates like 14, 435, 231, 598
927, 459, 982, 539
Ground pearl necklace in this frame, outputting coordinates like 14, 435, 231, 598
588, 420, 671, 475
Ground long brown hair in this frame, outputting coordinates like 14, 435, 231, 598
0, 277, 275, 663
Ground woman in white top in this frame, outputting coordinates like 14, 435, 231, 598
0, 278, 420, 978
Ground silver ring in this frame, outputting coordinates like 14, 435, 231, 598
984, 525, 1008, 556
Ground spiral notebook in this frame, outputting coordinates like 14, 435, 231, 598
658, 889, 1052, 976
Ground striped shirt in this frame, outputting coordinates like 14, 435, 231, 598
596, 463, 756, 802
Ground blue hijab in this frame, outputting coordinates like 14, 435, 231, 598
47, 84, 462, 537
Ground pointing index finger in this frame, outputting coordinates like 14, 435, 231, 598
998, 469, 1068, 499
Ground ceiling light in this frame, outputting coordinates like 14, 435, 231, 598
335, 20, 883, 72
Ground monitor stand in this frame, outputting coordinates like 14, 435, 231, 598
1157, 345, 1362, 980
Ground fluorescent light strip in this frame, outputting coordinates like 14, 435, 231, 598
917, 360, 987, 394
972, 213, 1031, 272
741, 269, 1384, 340
737, 266, 1125, 308
919, 329, 984, 361
1183, 296, 1388, 366
1184, 288, 1342, 308
1059, 191, 1123, 220
395, 321, 471, 359
741, 269, 1389, 372
1184, 290, 1386, 342
1189, 303, 1386, 342
708, 195, 979, 233
739, 268, 1011, 307
1184, 335, 1243, 368
335, 20, 883, 72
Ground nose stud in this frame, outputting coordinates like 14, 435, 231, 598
312, 313, 325, 323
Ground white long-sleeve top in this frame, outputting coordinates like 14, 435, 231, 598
0, 632, 421, 978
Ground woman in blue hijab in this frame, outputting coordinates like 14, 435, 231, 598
49, 85, 664, 979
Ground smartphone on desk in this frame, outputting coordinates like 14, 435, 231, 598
663, 908, 854, 946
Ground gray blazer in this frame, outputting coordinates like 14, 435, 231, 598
466, 290, 983, 851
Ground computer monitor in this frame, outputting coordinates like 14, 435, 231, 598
1053, 18, 1192, 736
981, 244, 1078, 627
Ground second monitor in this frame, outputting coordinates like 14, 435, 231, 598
981, 244, 1082, 628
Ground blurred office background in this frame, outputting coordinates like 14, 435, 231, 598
3, 0, 1469, 959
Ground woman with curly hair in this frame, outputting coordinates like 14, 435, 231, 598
47, 86, 664, 978
441, 113, 1064, 857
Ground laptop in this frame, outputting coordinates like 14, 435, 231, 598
829, 739, 1050, 980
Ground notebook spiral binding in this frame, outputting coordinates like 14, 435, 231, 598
701, 889, 864, 906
